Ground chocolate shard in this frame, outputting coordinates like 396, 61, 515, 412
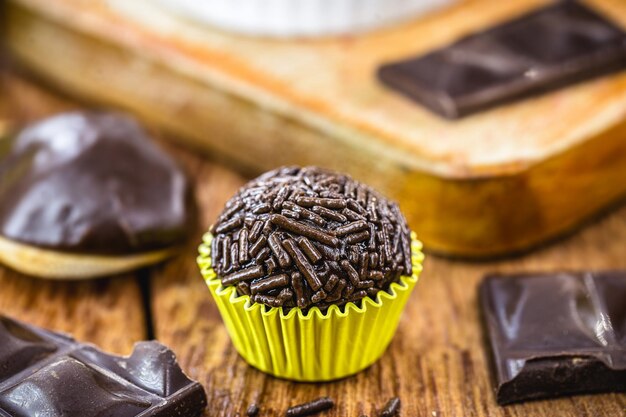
479, 271, 626, 405
378, 1, 626, 119
0, 315, 207, 417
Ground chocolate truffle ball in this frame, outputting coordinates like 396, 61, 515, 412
0, 111, 195, 255
210, 166, 412, 310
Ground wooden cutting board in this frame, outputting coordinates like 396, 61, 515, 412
3, 0, 626, 257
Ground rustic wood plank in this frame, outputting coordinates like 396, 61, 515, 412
0, 68, 147, 354
151, 145, 626, 416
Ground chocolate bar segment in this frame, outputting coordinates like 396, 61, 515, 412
0, 318, 59, 384
0, 315, 207, 417
479, 271, 626, 405
378, 1, 626, 118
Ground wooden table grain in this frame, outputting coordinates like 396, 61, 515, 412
1, 65, 625, 417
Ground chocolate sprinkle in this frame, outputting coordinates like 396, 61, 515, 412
323, 274, 339, 293
286, 397, 335, 417
297, 237, 323, 264
211, 167, 412, 310
250, 273, 290, 294
380, 397, 401, 417
283, 239, 323, 291
247, 404, 260, 417
222, 265, 265, 286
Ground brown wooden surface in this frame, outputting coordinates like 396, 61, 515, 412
1, 63, 626, 416
4, 0, 626, 257
151, 157, 626, 416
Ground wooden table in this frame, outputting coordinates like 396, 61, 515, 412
1, 64, 625, 417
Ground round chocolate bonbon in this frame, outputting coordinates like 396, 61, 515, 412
211, 166, 412, 310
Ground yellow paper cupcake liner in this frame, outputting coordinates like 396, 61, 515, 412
197, 232, 424, 381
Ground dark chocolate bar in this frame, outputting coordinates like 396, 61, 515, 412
479, 271, 626, 405
0, 315, 207, 416
378, 1, 626, 118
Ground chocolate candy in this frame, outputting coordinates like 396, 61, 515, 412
0, 111, 195, 254
210, 166, 412, 310
380, 397, 401, 417
378, 1, 626, 118
480, 271, 626, 405
246, 403, 260, 417
285, 397, 335, 417
0, 315, 207, 416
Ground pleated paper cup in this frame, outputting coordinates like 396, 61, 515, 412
197, 232, 424, 381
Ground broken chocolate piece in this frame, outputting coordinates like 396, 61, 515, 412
0, 315, 207, 416
378, 1, 626, 118
479, 271, 626, 405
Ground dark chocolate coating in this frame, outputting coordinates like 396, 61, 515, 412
480, 271, 626, 405
0, 112, 195, 254
210, 166, 412, 310
0, 315, 207, 417
378, 1, 626, 118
